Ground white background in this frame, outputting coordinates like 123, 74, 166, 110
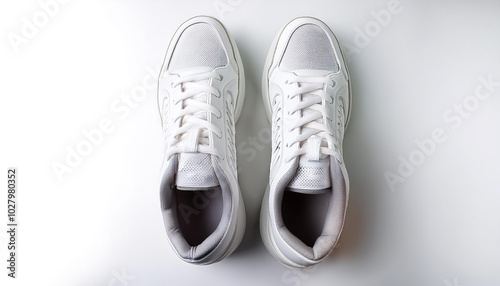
1, 0, 500, 285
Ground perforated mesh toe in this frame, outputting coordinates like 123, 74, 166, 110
280, 24, 339, 72
169, 23, 228, 71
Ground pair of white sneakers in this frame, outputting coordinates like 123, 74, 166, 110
158, 16, 351, 268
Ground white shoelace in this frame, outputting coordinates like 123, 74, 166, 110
284, 75, 343, 163
165, 70, 223, 159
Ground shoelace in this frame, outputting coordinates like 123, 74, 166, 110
284, 75, 343, 163
165, 71, 223, 159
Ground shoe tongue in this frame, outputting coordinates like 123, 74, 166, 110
287, 156, 331, 194
175, 153, 219, 191
285, 70, 333, 194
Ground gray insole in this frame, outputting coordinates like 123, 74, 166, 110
175, 187, 223, 246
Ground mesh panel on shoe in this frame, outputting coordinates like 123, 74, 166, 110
288, 161, 331, 191
176, 153, 219, 189
169, 23, 228, 71
280, 24, 339, 72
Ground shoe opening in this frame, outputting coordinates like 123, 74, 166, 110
175, 187, 223, 246
281, 189, 331, 247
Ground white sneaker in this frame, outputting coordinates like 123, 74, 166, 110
260, 17, 351, 268
158, 16, 246, 265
